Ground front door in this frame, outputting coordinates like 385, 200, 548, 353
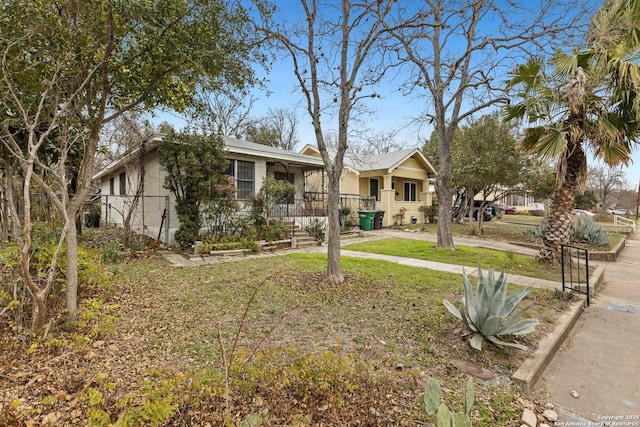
369, 178, 379, 201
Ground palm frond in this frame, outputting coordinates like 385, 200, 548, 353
505, 59, 543, 90
522, 125, 568, 159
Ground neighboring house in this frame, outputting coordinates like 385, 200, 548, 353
92, 134, 325, 245
300, 145, 437, 227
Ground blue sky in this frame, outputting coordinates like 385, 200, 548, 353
155, 0, 640, 191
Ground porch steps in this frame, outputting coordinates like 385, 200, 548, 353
284, 220, 321, 249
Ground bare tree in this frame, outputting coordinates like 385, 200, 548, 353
384, 0, 592, 249
264, 108, 300, 150
207, 92, 256, 139
257, 0, 399, 282
587, 164, 626, 210
97, 114, 155, 170
351, 129, 404, 156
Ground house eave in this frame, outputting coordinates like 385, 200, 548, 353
92, 135, 163, 181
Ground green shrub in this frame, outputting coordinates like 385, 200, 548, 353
305, 218, 326, 242
443, 266, 539, 351
202, 194, 239, 238
418, 205, 437, 223
260, 219, 289, 242
529, 209, 544, 216
101, 243, 124, 264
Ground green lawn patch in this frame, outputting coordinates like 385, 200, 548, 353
343, 237, 562, 281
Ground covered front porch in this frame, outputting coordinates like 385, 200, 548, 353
360, 172, 434, 227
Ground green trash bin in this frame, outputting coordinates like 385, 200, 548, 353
358, 210, 375, 231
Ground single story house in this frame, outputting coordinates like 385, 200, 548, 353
300, 145, 437, 227
92, 134, 326, 245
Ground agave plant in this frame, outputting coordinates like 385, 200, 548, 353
572, 217, 609, 247
523, 219, 548, 241
443, 267, 539, 351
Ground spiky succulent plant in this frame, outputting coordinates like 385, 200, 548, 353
443, 267, 539, 351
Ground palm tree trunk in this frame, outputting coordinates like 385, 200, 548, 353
538, 141, 586, 264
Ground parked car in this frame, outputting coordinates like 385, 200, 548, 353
571, 209, 595, 217
452, 200, 494, 221
496, 204, 517, 214
607, 208, 629, 216
470, 201, 494, 221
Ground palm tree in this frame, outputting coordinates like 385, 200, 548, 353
505, 0, 640, 264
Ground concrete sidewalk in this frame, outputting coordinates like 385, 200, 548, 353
537, 232, 640, 423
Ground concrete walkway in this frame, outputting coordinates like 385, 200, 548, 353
537, 232, 640, 424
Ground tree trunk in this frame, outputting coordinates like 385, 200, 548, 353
3, 156, 22, 245
326, 171, 344, 283
539, 142, 586, 264
65, 224, 79, 317
63, 130, 101, 317
435, 128, 456, 249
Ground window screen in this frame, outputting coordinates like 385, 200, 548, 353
236, 160, 255, 199
119, 172, 126, 195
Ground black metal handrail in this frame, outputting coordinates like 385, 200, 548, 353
560, 244, 590, 306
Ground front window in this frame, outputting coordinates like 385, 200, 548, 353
119, 172, 126, 195
404, 182, 417, 202
226, 160, 255, 200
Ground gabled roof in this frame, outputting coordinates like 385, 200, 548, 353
93, 135, 325, 181
299, 144, 436, 176
357, 148, 436, 176
224, 137, 324, 167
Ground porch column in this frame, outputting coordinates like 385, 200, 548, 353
380, 174, 394, 227
420, 179, 432, 206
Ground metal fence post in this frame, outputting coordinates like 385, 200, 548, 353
164, 195, 170, 244
104, 195, 108, 246
142, 193, 146, 235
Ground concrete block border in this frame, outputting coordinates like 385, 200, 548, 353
512, 295, 586, 392
588, 236, 626, 261
512, 265, 605, 392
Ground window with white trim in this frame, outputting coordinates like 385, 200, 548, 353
225, 159, 255, 199
404, 182, 417, 201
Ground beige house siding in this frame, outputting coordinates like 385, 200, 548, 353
297, 144, 437, 227
359, 157, 434, 227
98, 151, 178, 244
341, 170, 360, 195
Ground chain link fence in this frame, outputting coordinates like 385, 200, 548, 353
84, 194, 170, 247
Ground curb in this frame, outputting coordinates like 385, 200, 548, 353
512, 295, 587, 392
589, 236, 626, 261
512, 265, 604, 392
